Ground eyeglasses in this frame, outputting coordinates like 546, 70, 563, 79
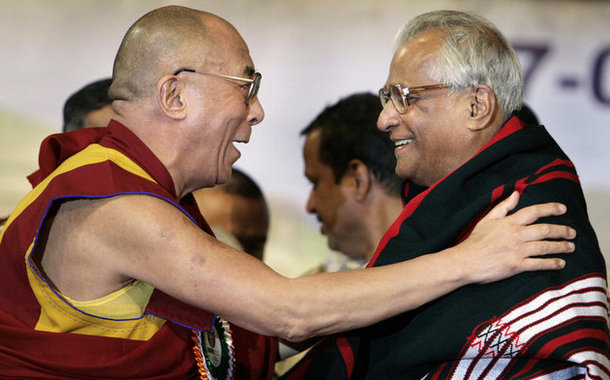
379, 83, 450, 114
174, 68, 262, 103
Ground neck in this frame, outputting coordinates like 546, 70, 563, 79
363, 192, 403, 262
113, 109, 191, 200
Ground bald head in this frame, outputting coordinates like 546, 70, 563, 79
107, 6, 261, 198
109, 6, 237, 101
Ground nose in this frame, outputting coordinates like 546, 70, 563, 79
377, 101, 400, 133
248, 97, 265, 126
305, 191, 316, 214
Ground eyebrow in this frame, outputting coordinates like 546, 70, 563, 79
243, 65, 256, 77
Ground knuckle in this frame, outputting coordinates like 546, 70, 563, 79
529, 204, 543, 215
538, 224, 551, 238
536, 241, 550, 255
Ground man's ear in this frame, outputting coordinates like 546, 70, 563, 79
468, 84, 497, 131
157, 75, 187, 120
344, 159, 372, 202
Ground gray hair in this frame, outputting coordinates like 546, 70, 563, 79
394, 10, 523, 117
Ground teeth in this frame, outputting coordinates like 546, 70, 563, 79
395, 139, 413, 147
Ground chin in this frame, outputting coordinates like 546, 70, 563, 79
395, 169, 411, 181
327, 237, 340, 252
215, 172, 231, 185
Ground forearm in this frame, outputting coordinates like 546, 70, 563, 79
208, 195, 575, 340
284, 248, 470, 339
211, 247, 469, 341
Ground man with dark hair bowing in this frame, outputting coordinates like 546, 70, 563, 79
282, 10, 608, 379
0, 6, 576, 379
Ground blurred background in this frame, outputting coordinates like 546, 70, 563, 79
1, 0, 609, 277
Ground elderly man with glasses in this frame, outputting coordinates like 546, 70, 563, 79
282, 10, 609, 380
0, 6, 582, 379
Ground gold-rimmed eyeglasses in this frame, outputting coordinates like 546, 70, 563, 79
379, 83, 450, 114
174, 68, 262, 103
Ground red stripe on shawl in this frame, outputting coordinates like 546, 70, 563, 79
481, 116, 526, 150
453, 165, 579, 247
368, 183, 432, 267
537, 329, 610, 358
337, 336, 355, 378
453, 184, 508, 246
509, 328, 610, 379
279, 338, 339, 380
428, 362, 450, 380
536, 158, 575, 174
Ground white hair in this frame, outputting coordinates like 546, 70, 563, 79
394, 10, 523, 118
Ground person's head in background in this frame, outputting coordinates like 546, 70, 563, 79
63, 78, 114, 132
302, 93, 403, 262
193, 168, 269, 261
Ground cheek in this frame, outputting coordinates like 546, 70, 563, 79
315, 192, 332, 218
326, 190, 348, 226
208, 128, 236, 157
315, 188, 336, 218
413, 125, 440, 155
222, 92, 249, 119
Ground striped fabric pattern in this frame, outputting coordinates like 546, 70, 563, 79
282, 115, 609, 380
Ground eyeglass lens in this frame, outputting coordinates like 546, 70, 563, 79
378, 86, 408, 113
247, 73, 262, 103
378, 89, 389, 107
390, 85, 408, 113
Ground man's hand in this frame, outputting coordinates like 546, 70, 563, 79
455, 191, 575, 284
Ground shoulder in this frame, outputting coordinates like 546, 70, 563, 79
39, 194, 205, 298
62, 194, 203, 254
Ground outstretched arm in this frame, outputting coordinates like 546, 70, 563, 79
46, 192, 573, 342
261, 191, 574, 341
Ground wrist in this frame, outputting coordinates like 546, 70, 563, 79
440, 245, 473, 286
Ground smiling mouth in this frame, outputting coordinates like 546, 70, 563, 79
232, 140, 249, 151
395, 139, 413, 148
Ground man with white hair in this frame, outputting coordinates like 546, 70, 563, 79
282, 10, 609, 379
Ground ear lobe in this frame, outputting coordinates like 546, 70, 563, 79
468, 84, 496, 131
157, 75, 187, 120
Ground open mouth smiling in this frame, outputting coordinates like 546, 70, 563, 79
395, 138, 413, 148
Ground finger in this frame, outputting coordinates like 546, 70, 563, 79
520, 257, 566, 272
518, 223, 577, 241
520, 240, 576, 257
484, 191, 520, 220
508, 202, 568, 225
